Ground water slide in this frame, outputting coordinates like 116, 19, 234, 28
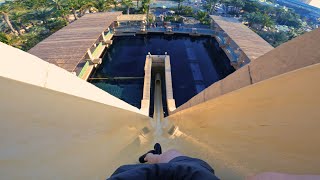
1, 42, 320, 179
150, 73, 242, 178
153, 74, 164, 129
144, 66, 320, 179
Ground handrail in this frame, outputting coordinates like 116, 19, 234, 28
78, 61, 90, 78
92, 42, 104, 59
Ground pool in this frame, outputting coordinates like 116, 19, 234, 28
90, 34, 235, 110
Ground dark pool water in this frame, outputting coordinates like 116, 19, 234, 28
90, 34, 234, 109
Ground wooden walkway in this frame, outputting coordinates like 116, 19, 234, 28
28, 12, 122, 72
210, 15, 274, 61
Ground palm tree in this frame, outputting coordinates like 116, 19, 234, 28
122, 0, 134, 14
79, 2, 96, 16
23, 0, 55, 26
205, 0, 218, 14
261, 14, 274, 28
94, 0, 112, 12
232, 0, 244, 13
177, 0, 184, 14
243, 12, 274, 30
65, 0, 92, 20
66, 0, 79, 20
0, 32, 9, 43
221, 0, 244, 14
108, 0, 119, 10
196, 11, 208, 24
0, 31, 23, 48
141, 0, 150, 14
11, 10, 28, 35
242, 12, 259, 28
51, 0, 70, 23
0, 2, 19, 35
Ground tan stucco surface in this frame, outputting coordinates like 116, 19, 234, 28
0, 42, 143, 114
249, 28, 320, 83
168, 63, 320, 178
1, 29, 320, 179
0, 76, 152, 179
1, 48, 320, 179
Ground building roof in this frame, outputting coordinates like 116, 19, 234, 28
210, 15, 274, 61
28, 12, 122, 72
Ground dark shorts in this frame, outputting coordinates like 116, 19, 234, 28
108, 156, 219, 180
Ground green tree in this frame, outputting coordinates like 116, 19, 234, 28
79, 2, 96, 16
243, 12, 274, 30
261, 14, 274, 28
0, 32, 9, 43
10, 10, 29, 35
65, 0, 93, 20
195, 11, 209, 25
242, 1, 260, 13
258, 31, 289, 47
0, 2, 19, 35
276, 9, 302, 28
140, 0, 150, 13
0, 31, 23, 48
108, 0, 119, 10
176, 0, 184, 14
94, 0, 112, 12
65, 0, 79, 20
122, 0, 133, 14
204, 0, 218, 14
23, 0, 55, 26
51, 0, 70, 23
180, 6, 193, 16
225, 0, 244, 15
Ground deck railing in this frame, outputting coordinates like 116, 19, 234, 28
92, 42, 104, 59
113, 26, 214, 36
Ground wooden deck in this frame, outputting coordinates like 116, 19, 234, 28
210, 15, 274, 61
28, 12, 122, 72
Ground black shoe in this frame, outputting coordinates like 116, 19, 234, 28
154, 143, 162, 155
139, 150, 155, 163
138, 143, 162, 163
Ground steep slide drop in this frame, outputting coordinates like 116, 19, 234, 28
148, 73, 248, 179
2, 37, 320, 180
153, 73, 164, 132
149, 73, 242, 179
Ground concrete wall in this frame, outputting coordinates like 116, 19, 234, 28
168, 63, 320, 178
1, 57, 320, 179
0, 76, 152, 179
141, 55, 152, 115
164, 55, 176, 112
173, 28, 320, 113
0, 42, 143, 114
0, 42, 154, 179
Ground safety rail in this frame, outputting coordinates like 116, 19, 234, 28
113, 26, 214, 36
